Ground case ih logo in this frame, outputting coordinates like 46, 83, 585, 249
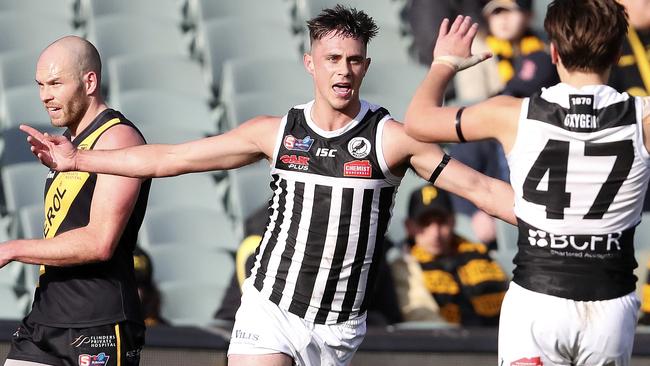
344, 160, 372, 178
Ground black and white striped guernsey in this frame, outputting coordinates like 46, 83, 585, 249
508, 83, 650, 301
250, 100, 401, 324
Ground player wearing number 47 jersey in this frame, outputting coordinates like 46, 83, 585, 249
405, 1, 650, 366
21, 6, 516, 366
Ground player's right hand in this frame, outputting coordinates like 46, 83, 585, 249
19, 124, 78, 172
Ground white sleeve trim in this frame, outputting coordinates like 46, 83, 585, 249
376, 116, 402, 186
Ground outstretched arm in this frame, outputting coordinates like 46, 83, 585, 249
404, 16, 520, 151
21, 115, 281, 178
0, 125, 144, 268
383, 120, 515, 225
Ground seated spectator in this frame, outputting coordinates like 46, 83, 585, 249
609, 0, 650, 97
482, 0, 559, 97
133, 247, 166, 326
392, 185, 509, 326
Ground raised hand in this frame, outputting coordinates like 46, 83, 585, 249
20, 124, 78, 171
432, 15, 492, 72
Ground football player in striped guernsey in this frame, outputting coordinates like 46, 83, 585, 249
22, 6, 516, 366
405, 1, 650, 365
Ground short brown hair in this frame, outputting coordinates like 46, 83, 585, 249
544, 0, 628, 73
307, 5, 378, 47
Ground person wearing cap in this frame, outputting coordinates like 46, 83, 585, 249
398, 185, 509, 326
483, 0, 558, 97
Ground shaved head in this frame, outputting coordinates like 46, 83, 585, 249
39, 36, 102, 82
36, 36, 104, 130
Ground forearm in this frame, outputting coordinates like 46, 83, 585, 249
2, 228, 113, 267
76, 144, 179, 178
404, 64, 457, 141
474, 178, 516, 225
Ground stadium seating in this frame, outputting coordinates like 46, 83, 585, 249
147, 173, 223, 209
115, 91, 216, 135
0, 50, 41, 95
224, 91, 313, 129
227, 163, 272, 223
147, 245, 234, 285
158, 280, 229, 327
86, 15, 188, 91
219, 58, 312, 109
0, 285, 26, 319
184, 0, 292, 28
1, 162, 49, 213
107, 54, 211, 105
195, 17, 300, 92
138, 205, 239, 252
77, 0, 183, 28
361, 61, 427, 99
0, 0, 75, 21
0, 13, 75, 55
1, 86, 50, 130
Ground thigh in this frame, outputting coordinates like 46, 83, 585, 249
498, 284, 564, 366
6, 319, 63, 366
228, 354, 293, 366
64, 322, 144, 366
575, 293, 639, 366
305, 315, 366, 366
227, 282, 308, 361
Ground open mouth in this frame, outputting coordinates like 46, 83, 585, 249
332, 82, 352, 98
46, 105, 62, 115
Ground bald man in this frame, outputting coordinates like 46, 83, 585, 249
0, 36, 150, 366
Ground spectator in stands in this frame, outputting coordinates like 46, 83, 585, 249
392, 185, 509, 326
609, 0, 650, 98
133, 247, 166, 326
608, 0, 650, 211
639, 258, 650, 325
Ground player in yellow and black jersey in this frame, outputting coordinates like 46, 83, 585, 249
403, 185, 509, 326
0, 36, 150, 366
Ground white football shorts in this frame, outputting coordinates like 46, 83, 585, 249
228, 279, 366, 366
499, 282, 640, 366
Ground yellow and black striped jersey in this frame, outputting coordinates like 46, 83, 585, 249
411, 236, 508, 326
29, 109, 151, 328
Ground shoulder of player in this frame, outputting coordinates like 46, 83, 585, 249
237, 115, 282, 134
93, 123, 144, 150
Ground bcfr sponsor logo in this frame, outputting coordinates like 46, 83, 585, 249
344, 160, 372, 178
527, 229, 622, 252
78, 352, 110, 366
280, 154, 310, 171
284, 135, 314, 152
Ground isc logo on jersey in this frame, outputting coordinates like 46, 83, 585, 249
78, 353, 110, 366
280, 154, 310, 171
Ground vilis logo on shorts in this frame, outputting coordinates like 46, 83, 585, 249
344, 160, 372, 178
348, 137, 371, 159
280, 154, 310, 171
511, 356, 543, 366
284, 135, 314, 152
78, 352, 110, 366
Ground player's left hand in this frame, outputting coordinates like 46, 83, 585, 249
432, 15, 492, 71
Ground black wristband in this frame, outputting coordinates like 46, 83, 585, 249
428, 154, 451, 184
455, 107, 467, 142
